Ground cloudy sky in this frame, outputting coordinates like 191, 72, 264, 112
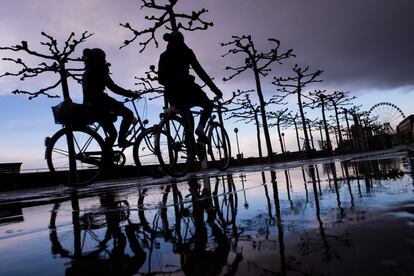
1, 0, 414, 169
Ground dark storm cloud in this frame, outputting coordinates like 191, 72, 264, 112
1, 0, 413, 95
194, 0, 414, 92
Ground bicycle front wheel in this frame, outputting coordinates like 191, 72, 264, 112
155, 115, 194, 177
208, 123, 231, 171
46, 126, 106, 187
133, 127, 165, 177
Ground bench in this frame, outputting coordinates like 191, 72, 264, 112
0, 163, 22, 190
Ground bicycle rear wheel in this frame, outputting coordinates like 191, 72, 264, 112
155, 115, 194, 177
46, 126, 106, 187
133, 127, 165, 177
208, 123, 231, 171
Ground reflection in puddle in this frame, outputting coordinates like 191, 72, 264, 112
1, 157, 414, 275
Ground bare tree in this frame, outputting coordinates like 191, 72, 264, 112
268, 108, 290, 158
120, 0, 213, 52
227, 92, 263, 160
305, 117, 319, 151
288, 112, 302, 152
0, 31, 92, 99
273, 65, 323, 156
222, 35, 294, 162
306, 90, 333, 154
328, 91, 356, 153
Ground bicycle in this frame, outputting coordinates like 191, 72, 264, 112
45, 96, 160, 187
154, 99, 231, 177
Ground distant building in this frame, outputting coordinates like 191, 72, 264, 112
397, 114, 414, 143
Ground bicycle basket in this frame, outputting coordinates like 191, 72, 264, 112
52, 99, 95, 125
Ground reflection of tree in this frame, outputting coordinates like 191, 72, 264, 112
341, 162, 355, 206
259, 171, 275, 241
283, 170, 293, 207
301, 166, 309, 202
298, 166, 351, 264
328, 163, 345, 221
270, 171, 287, 274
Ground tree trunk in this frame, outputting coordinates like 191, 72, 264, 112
344, 109, 355, 153
307, 121, 315, 150
333, 127, 339, 146
277, 123, 285, 158
254, 113, 263, 161
60, 63, 78, 184
253, 62, 273, 162
297, 87, 311, 156
333, 103, 344, 153
293, 120, 301, 152
319, 123, 324, 150
321, 100, 332, 154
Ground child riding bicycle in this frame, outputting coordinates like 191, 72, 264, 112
82, 48, 139, 149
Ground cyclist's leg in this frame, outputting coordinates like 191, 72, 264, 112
92, 103, 117, 148
187, 83, 213, 143
196, 94, 213, 131
104, 97, 134, 146
100, 119, 117, 148
179, 108, 197, 150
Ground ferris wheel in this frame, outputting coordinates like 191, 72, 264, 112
368, 102, 405, 131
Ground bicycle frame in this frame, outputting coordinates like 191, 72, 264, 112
89, 98, 150, 153
158, 98, 229, 162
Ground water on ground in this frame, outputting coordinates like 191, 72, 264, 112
1, 151, 414, 275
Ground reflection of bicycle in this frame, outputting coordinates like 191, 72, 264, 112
49, 199, 130, 259
49, 194, 149, 274
45, 97, 160, 187
154, 99, 231, 177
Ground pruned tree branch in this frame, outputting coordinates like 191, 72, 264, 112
273, 64, 323, 99
120, 0, 213, 52
222, 35, 295, 81
0, 31, 93, 99
12, 80, 61, 100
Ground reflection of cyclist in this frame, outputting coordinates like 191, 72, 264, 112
82, 48, 137, 148
49, 192, 146, 276
158, 32, 223, 143
179, 178, 237, 275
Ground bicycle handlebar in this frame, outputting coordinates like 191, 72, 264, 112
123, 93, 142, 103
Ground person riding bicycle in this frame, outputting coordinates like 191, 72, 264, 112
157, 31, 223, 144
82, 48, 138, 148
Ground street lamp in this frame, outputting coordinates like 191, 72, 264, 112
234, 127, 241, 155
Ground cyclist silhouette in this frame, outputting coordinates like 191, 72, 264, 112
82, 48, 138, 148
158, 31, 223, 143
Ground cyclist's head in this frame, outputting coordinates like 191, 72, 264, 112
83, 48, 107, 66
163, 31, 185, 48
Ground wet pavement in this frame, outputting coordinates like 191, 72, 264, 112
1, 150, 414, 275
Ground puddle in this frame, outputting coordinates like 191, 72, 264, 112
1, 155, 414, 275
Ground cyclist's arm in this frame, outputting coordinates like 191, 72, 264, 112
105, 74, 135, 98
189, 50, 222, 97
